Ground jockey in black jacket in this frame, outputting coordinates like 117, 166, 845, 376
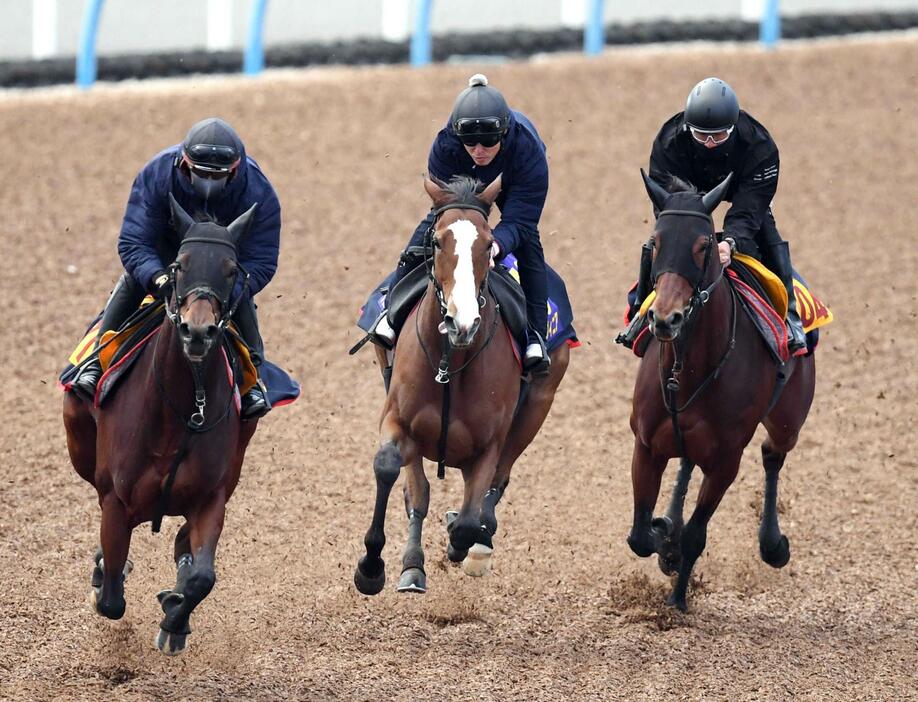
620, 77, 807, 353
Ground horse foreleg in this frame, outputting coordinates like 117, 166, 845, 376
354, 437, 406, 595
626, 439, 666, 558
173, 521, 191, 563
90, 492, 132, 620
653, 458, 695, 575
155, 489, 226, 656
450, 446, 499, 577
397, 456, 429, 593
669, 456, 740, 612
758, 440, 791, 568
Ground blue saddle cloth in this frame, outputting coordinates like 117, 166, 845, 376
357, 253, 577, 352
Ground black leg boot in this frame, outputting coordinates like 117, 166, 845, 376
73, 274, 146, 401
615, 238, 654, 348
232, 297, 269, 420
767, 242, 807, 353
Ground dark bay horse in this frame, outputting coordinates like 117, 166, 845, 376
63, 194, 259, 654
626, 171, 816, 611
355, 175, 570, 595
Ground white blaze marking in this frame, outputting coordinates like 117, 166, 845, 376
447, 220, 480, 331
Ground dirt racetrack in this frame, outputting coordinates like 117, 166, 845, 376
0, 34, 916, 701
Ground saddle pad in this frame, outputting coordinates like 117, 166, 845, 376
732, 254, 788, 320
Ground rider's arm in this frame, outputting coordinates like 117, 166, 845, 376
117, 164, 171, 290
234, 166, 281, 297
723, 152, 779, 255
491, 149, 548, 257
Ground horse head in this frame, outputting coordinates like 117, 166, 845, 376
168, 193, 256, 362
422, 173, 502, 348
640, 169, 732, 341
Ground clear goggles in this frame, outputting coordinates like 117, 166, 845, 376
689, 125, 734, 146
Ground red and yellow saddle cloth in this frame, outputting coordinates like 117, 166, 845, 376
631, 254, 833, 362
64, 298, 257, 406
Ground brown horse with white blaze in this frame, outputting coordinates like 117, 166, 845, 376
63, 194, 259, 654
626, 171, 816, 611
355, 174, 570, 595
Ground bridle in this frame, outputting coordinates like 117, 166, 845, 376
149, 237, 250, 534
651, 208, 737, 460
416, 200, 502, 479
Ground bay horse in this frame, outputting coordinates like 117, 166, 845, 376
63, 194, 259, 654
355, 175, 570, 595
626, 171, 816, 611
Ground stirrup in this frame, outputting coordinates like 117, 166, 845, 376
349, 311, 394, 354
72, 360, 102, 402
524, 341, 550, 376
241, 383, 269, 420
615, 312, 646, 349
786, 318, 807, 354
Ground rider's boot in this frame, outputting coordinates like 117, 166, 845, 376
524, 329, 551, 376
233, 297, 270, 420
768, 241, 807, 354
72, 274, 144, 402
366, 310, 396, 350
616, 238, 654, 348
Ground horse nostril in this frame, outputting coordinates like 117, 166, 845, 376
205, 325, 218, 339
647, 309, 656, 323
444, 315, 458, 332
670, 311, 684, 327
179, 322, 191, 338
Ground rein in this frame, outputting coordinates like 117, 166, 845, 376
417, 199, 498, 480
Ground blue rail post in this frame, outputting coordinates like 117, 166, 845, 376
410, 0, 433, 67
584, 0, 605, 56
760, 0, 781, 48
76, 0, 105, 88
244, 0, 269, 75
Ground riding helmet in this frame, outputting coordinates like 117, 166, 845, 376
181, 117, 243, 202
450, 74, 511, 144
684, 78, 740, 132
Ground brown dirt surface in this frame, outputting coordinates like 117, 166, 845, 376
1, 35, 916, 702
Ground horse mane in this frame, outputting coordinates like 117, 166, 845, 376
667, 174, 698, 194
442, 175, 493, 216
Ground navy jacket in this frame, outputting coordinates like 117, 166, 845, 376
427, 110, 549, 256
117, 144, 281, 297
649, 111, 779, 253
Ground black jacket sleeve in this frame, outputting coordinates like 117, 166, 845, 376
723, 152, 779, 246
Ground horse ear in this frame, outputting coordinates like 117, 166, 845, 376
424, 175, 451, 207
478, 174, 502, 206
701, 172, 733, 213
169, 193, 195, 239
227, 202, 258, 244
641, 168, 670, 213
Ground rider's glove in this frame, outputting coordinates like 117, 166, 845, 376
152, 271, 173, 300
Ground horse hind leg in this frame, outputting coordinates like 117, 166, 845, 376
397, 457, 429, 593
652, 458, 695, 576
155, 491, 226, 655
89, 493, 132, 620
447, 447, 499, 577
759, 442, 790, 568
354, 440, 404, 595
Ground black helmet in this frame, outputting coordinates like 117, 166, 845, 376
181, 118, 243, 202
450, 74, 510, 147
684, 78, 740, 132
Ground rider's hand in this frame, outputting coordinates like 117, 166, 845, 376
717, 240, 732, 266
489, 241, 500, 269
153, 271, 173, 300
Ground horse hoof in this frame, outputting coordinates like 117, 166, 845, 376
155, 628, 187, 656
447, 543, 468, 563
665, 592, 688, 613
354, 557, 386, 596
396, 568, 427, 593
626, 531, 654, 558
444, 510, 459, 527
462, 543, 493, 577
760, 535, 791, 568
88, 587, 102, 614
657, 553, 679, 576
88, 588, 125, 620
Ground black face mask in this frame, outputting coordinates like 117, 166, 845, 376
189, 171, 230, 204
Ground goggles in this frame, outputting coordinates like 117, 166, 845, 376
455, 117, 504, 147
184, 142, 240, 168
689, 125, 734, 146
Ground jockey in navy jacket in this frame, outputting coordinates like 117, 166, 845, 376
73, 118, 281, 419
371, 74, 552, 374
